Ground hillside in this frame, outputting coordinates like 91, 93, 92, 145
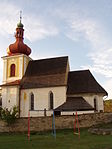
104, 99, 112, 112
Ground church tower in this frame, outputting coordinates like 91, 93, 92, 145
2, 14, 31, 84
1, 14, 32, 110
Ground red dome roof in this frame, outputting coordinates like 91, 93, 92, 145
7, 21, 31, 56
8, 40, 31, 56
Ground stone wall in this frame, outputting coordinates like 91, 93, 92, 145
0, 112, 112, 133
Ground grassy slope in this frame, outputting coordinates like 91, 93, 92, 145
0, 129, 112, 149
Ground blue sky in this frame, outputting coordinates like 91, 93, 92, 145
0, 0, 112, 99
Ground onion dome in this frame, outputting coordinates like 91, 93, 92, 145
7, 16, 31, 56
17, 21, 24, 28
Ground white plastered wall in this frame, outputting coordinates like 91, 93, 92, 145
20, 86, 67, 117
2, 86, 19, 110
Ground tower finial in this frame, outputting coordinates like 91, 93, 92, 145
20, 10, 22, 23
17, 11, 24, 28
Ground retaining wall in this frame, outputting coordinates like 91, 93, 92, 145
0, 112, 112, 133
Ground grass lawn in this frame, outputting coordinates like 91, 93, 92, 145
0, 128, 112, 149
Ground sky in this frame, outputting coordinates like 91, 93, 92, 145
0, 0, 112, 99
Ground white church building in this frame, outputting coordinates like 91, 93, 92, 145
0, 18, 107, 117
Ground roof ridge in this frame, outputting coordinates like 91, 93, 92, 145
32, 56, 68, 62
69, 69, 90, 73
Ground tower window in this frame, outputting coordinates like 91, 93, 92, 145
30, 93, 34, 110
10, 64, 16, 77
49, 91, 54, 110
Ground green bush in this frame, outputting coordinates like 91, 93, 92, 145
1, 106, 18, 125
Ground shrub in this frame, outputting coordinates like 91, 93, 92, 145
1, 106, 18, 125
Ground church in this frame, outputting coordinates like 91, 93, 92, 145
0, 18, 107, 117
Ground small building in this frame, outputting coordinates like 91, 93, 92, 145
0, 18, 107, 117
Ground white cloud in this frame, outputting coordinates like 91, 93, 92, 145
0, 3, 19, 37
89, 48, 112, 64
0, 2, 59, 42
61, 8, 112, 79
66, 16, 109, 50
81, 48, 112, 78
82, 64, 112, 78
24, 15, 59, 42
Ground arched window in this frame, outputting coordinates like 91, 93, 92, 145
94, 98, 97, 111
49, 91, 54, 110
10, 64, 16, 77
30, 93, 34, 110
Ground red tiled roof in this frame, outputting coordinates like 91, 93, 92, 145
0, 80, 21, 87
